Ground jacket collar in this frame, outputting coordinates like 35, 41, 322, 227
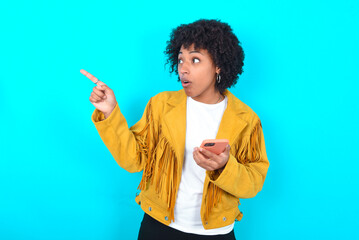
216, 89, 248, 144
162, 90, 187, 162
163, 89, 248, 161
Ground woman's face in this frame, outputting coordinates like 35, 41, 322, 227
178, 44, 220, 103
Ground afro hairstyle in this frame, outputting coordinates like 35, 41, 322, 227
165, 19, 245, 93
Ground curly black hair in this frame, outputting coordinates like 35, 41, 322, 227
165, 19, 245, 93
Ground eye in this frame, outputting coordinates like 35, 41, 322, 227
193, 58, 200, 63
178, 59, 183, 64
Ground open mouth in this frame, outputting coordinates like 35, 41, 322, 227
181, 79, 191, 87
182, 81, 190, 87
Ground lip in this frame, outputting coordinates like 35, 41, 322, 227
180, 78, 192, 88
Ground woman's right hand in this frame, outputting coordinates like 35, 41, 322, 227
80, 69, 117, 119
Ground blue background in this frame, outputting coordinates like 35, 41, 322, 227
1, 0, 358, 239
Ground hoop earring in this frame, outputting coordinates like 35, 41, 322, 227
217, 74, 221, 84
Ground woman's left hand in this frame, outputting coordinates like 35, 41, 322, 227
193, 145, 231, 171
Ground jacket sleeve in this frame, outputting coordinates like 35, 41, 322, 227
207, 119, 269, 199
91, 98, 156, 173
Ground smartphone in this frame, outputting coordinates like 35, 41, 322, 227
200, 139, 229, 155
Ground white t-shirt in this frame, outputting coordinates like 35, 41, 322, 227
169, 96, 234, 235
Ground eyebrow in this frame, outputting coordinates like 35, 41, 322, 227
178, 50, 204, 55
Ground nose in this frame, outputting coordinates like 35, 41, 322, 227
179, 61, 189, 76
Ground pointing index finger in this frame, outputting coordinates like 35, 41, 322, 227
80, 69, 103, 85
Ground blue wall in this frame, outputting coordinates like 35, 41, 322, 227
1, 0, 358, 239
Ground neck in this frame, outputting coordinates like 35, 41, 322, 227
192, 91, 223, 104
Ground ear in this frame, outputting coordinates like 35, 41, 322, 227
215, 67, 221, 74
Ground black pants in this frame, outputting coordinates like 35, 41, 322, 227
138, 213, 236, 240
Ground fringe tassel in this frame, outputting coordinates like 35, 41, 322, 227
250, 120, 262, 163
204, 182, 223, 221
136, 99, 156, 191
237, 120, 262, 164
204, 120, 263, 221
135, 100, 179, 222
152, 139, 178, 222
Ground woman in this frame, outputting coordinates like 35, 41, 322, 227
81, 19, 269, 240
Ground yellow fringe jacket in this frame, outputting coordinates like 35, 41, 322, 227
92, 89, 269, 230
